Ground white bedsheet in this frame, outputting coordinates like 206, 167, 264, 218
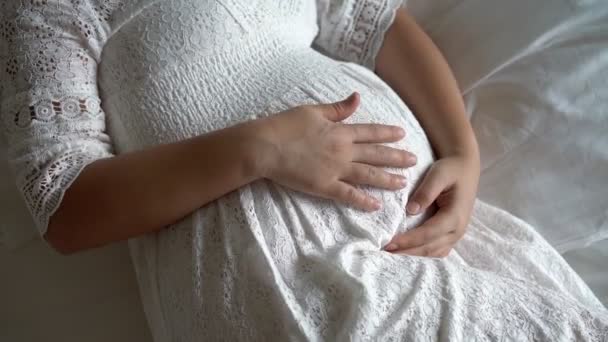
563, 239, 608, 306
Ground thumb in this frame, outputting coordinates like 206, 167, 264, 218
407, 164, 450, 215
321, 92, 360, 122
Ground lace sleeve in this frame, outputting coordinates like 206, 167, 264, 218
0, 1, 114, 235
313, 0, 402, 70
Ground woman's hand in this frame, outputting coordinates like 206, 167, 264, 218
384, 153, 480, 257
376, 8, 480, 257
257, 92, 417, 211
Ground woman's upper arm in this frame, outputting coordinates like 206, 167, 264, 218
0, 1, 114, 236
313, 0, 403, 70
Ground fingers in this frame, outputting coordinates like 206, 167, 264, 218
318, 92, 406, 144
406, 164, 452, 215
384, 208, 454, 251
352, 144, 417, 168
327, 181, 381, 212
348, 123, 405, 143
342, 163, 407, 191
321, 92, 360, 122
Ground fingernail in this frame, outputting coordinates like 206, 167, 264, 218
384, 243, 398, 252
408, 154, 417, 165
398, 177, 407, 188
407, 201, 420, 214
395, 127, 405, 137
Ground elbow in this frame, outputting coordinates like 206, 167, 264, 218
44, 221, 84, 255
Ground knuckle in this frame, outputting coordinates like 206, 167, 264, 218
351, 166, 364, 181
367, 166, 377, 179
331, 102, 344, 114
371, 125, 381, 139
348, 166, 364, 183
374, 144, 385, 158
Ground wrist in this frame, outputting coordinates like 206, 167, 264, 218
238, 117, 280, 180
437, 134, 479, 163
440, 140, 481, 177
446, 144, 480, 165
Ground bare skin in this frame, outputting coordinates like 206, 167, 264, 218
47, 94, 412, 254
47, 8, 479, 258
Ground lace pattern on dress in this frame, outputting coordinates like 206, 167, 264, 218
315, 0, 402, 69
24, 96, 101, 127
0, 1, 114, 234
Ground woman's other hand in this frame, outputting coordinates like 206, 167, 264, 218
256, 92, 417, 211
383, 153, 480, 257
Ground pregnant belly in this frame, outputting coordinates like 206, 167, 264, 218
125, 45, 437, 337
215, 62, 436, 252
109, 46, 435, 250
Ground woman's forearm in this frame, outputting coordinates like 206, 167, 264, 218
47, 119, 268, 254
47, 94, 412, 254
376, 9, 479, 160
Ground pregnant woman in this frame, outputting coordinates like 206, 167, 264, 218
1, 0, 607, 340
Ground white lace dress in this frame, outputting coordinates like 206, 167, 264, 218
1, 1, 607, 341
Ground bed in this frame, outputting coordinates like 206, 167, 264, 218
1, 1, 606, 340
